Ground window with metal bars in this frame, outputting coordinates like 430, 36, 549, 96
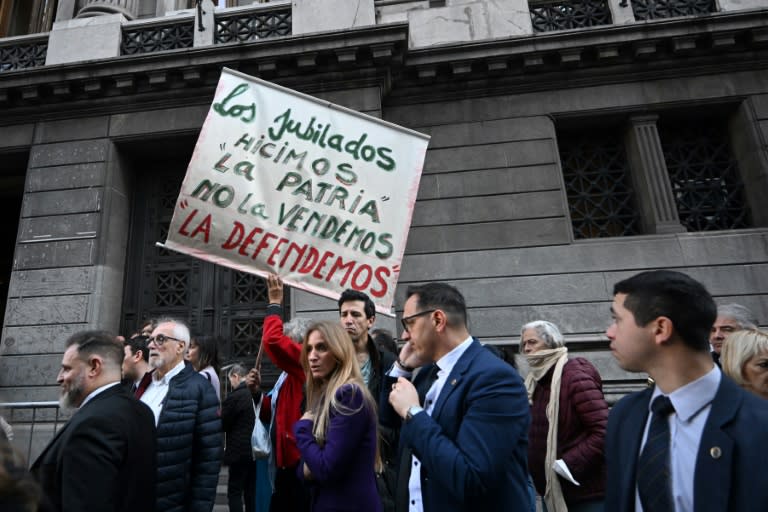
659, 122, 751, 232
559, 113, 753, 239
559, 130, 642, 239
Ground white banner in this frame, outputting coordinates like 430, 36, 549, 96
161, 68, 430, 315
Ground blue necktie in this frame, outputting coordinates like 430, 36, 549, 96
637, 395, 676, 512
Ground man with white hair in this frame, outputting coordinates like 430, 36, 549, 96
710, 303, 759, 366
141, 318, 222, 512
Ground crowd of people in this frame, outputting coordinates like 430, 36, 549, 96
0, 269, 767, 512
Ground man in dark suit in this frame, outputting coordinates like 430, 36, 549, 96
605, 270, 768, 512
31, 330, 156, 512
384, 282, 531, 512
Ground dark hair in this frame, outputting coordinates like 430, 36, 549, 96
338, 289, 375, 319
124, 335, 150, 363
405, 282, 467, 328
483, 344, 518, 370
65, 331, 124, 368
613, 270, 716, 352
371, 328, 397, 355
190, 335, 221, 374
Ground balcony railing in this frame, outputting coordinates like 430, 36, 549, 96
0, 401, 63, 465
121, 15, 195, 55
530, 0, 613, 33
214, 4, 292, 44
0, 34, 48, 72
630, 0, 716, 20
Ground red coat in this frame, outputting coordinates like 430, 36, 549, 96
261, 307, 305, 469
528, 357, 608, 504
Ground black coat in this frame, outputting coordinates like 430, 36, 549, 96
221, 382, 256, 466
31, 384, 156, 512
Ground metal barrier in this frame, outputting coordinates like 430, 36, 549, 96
0, 401, 63, 465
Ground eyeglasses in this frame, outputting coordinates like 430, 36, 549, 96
400, 309, 436, 333
148, 333, 184, 346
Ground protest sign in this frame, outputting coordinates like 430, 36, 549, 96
160, 68, 430, 315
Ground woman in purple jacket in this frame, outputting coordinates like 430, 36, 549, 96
522, 320, 608, 512
294, 321, 382, 512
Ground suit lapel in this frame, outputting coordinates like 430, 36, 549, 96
693, 376, 740, 512
620, 388, 652, 511
430, 340, 479, 420
31, 383, 124, 469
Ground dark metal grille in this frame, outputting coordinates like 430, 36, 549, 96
560, 131, 641, 239
214, 7, 291, 43
530, 0, 612, 33
630, 0, 715, 21
154, 270, 189, 307
121, 20, 194, 55
660, 124, 750, 232
233, 272, 268, 304
0, 40, 48, 72
232, 318, 263, 358
156, 178, 182, 258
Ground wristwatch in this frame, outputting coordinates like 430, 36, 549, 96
405, 405, 424, 422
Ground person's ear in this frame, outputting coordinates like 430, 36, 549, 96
653, 316, 675, 345
88, 356, 103, 376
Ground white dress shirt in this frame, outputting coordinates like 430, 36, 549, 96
140, 360, 186, 426
79, 381, 120, 408
635, 365, 721, 512
388, 336, 473, 512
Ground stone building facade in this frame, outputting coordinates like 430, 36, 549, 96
0, 0, 766, 405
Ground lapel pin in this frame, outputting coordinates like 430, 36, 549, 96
451, 378, 457, 386
710, 446, 722, 459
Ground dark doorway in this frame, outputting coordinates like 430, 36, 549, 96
117, 136, 285, 387
0, 150, 27, 334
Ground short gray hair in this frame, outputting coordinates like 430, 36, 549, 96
717, 303, 758, 330
153, 317, 191, 350
520, 320, 565, 349
284, 317, 313, 343
229, 363, 248, 378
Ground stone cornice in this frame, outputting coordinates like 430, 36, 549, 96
0, 22, 410, 120
390, 10, 768, 101
2, 10, 768, 117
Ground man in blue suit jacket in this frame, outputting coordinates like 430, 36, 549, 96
605, 270, 768, 512
383, 282, 531, 512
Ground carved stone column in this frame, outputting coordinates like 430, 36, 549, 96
76, 0, 138, 20
624, 115, 686, 234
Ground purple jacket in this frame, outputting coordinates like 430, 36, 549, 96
294, 383, 382, 512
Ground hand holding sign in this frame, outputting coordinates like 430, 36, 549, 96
160, 68, 430, 315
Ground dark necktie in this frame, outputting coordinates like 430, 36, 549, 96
637, 395, 676, 512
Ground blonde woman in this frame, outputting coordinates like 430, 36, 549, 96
721, 328, 768, 400
294, 321, 382, 512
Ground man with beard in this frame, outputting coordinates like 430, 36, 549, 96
140, 317, 222, 512
31, 331, 156, 512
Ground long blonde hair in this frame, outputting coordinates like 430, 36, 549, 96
300, 321, 380, 466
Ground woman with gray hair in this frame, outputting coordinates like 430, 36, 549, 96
721, 329, 768, 400
522, 320, 608, 512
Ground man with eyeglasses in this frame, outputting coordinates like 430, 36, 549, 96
140, 318, 222, 512
383, 282, 531, 512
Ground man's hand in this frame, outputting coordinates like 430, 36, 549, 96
245, 368, 261, 396
267, 274, 284, 304
397, 340, 428, 370
389, 377, 420, 419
